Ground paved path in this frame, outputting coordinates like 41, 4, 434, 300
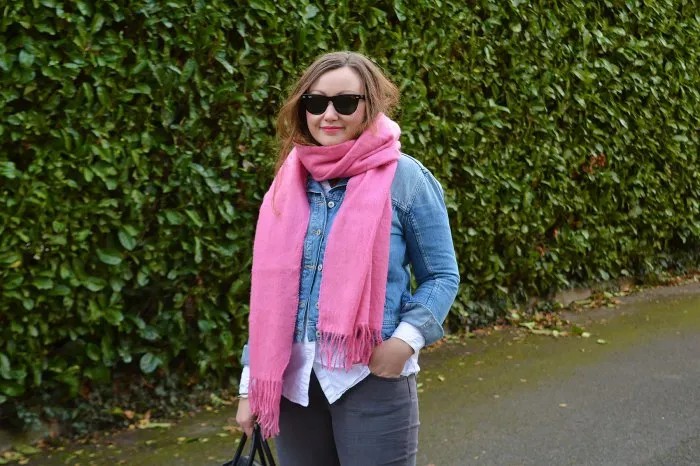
16, 281, 700, 465
417, 282, 700, 465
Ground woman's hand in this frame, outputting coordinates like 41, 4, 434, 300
235, 398, 256, 437
369, 337, 414, 378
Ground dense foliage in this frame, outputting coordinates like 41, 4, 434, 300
1, 0, 698, 431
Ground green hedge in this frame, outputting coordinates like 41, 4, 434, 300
1, 0, 698, 431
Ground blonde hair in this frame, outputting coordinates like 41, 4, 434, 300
274, 51, 399, 173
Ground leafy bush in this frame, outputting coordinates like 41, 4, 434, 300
1, 0, 698, 432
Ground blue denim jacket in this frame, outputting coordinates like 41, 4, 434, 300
241, 154, 459, 365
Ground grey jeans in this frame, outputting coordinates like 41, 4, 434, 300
276, 371, 420, 466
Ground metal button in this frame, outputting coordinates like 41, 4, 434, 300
315, 302, 319, 309
327, 201, 335, 208
317, 264, 323, 271
315, 330, 321, 338
315, 229, 322, 235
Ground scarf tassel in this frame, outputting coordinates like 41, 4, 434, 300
249, 378, 283, 439
318, 326, 383, 370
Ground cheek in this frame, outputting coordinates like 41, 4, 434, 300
305, 111, 320, 129
348, 114, 365, 136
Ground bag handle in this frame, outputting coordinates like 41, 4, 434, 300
260, 431, 275, 466
248, 427, 264, 466
223, 424, 276, 466
250, 424, 276, 466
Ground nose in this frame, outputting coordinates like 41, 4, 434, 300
322, 101, 339, 120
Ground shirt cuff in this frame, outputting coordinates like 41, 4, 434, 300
391, 322, 426, 354
239, 365, 250, 395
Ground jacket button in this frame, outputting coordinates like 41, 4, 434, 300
327, 201, 335, 208
315, 330, 321, 338
317, 264, 323, 271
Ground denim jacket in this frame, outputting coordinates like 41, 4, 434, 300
241, 154, 459, 365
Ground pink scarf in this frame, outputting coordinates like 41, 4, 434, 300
248, 114, 401, 438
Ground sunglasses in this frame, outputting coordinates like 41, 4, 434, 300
301, 94, 365, 115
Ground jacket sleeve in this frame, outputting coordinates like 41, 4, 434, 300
241, 342, 250, 366
399, 168, 460, 345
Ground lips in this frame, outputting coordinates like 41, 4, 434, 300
321, 126, 343, 134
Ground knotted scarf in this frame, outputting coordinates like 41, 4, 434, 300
248, 114, 401, 438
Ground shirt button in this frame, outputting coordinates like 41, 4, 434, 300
327, 201, 335, 208
317, 264, 323, 271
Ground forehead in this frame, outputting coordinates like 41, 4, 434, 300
308, 67, 364, 94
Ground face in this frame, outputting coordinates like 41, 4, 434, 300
304, 67, 366, 146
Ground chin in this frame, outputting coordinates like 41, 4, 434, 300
315, 135, 349, 146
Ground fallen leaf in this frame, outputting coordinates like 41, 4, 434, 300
520, 321, 536, 330
13, 445, 40, 455
138, 422, 173, 429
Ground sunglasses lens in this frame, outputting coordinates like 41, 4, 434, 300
332, 96, 359, 115
303, 95, 329, 115
302, 94, 363, 115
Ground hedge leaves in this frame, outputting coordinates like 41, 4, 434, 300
1, 0, 698, 431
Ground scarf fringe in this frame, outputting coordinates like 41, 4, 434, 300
249, 378, 283, 439
318, 326, 383, 370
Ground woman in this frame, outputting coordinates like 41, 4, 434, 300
236, 51, 459, 466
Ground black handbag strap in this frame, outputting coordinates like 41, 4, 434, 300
232, 431, 248, 463
261, 432, 275, 466
251, 425, 276, 466
223, 424, 276, 466
248, 428, 264, 466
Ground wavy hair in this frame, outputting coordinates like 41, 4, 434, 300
274, 51, 399, 174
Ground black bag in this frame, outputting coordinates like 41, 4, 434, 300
222, 424, 276, 466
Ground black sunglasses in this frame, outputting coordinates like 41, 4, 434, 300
301, 94, 365, 115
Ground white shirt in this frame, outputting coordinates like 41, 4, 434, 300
239, 322, 424, 405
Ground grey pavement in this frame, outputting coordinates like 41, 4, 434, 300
417, 282, 700, 465
14, 281, 700, 465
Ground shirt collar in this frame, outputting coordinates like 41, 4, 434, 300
306, 176, 349, 193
